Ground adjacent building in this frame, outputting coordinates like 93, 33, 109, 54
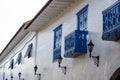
0, 0, 120, 80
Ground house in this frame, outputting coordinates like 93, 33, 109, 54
0, 0, 120, 80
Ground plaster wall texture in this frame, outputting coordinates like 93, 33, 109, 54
0, 0, 120, 80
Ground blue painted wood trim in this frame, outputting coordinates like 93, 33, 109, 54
64, 30, 88, 58
102, 0, 120, 13
102, 0, 120, 41
77, 15, 80, 30
76, 5, 89, 16
53, 24, 62, 31
53, 24, 62, 49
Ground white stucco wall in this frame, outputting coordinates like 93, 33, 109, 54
0, 32, 37, 80
0, 0, 120, 80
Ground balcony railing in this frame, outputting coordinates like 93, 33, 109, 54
102, 26, 120, 41
64, 30, 88, 58
102, 1, 120, 41
53, 47, 61, 61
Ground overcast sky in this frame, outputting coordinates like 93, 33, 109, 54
0, 0, 48, 53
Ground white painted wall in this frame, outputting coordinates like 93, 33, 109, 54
0, 0, 120, 80
0, 32, 37, 80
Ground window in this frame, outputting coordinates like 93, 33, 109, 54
15, 52, 22, 64
24, 43, 33, 58
76, 5, 88, 31
53, 24, 62, 61
102, 1, 120, 41
8, 59, 14, 69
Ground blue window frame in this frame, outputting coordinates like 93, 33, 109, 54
53, 24, 62, 62
76, 5, 88, 31
102, 1, 120, 41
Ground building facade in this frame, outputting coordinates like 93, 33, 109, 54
0, 0, 120, 80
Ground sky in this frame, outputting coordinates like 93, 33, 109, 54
0, 0, 48, 53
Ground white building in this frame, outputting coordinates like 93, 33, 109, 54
0, 0, 120, 80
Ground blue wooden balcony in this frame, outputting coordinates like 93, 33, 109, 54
102, 27, 120, 41
64, 30, 88, 58
102, 1, 120, 41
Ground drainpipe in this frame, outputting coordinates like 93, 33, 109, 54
34, 32, 38, 65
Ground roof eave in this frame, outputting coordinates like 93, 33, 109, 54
24, 0, 53, 30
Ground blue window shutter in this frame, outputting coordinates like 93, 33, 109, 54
18, 53, 22, 64
8, 59, 14, 69
24, 43, 33, 58
15, 52, 22, 64
53, 24, 62, 62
